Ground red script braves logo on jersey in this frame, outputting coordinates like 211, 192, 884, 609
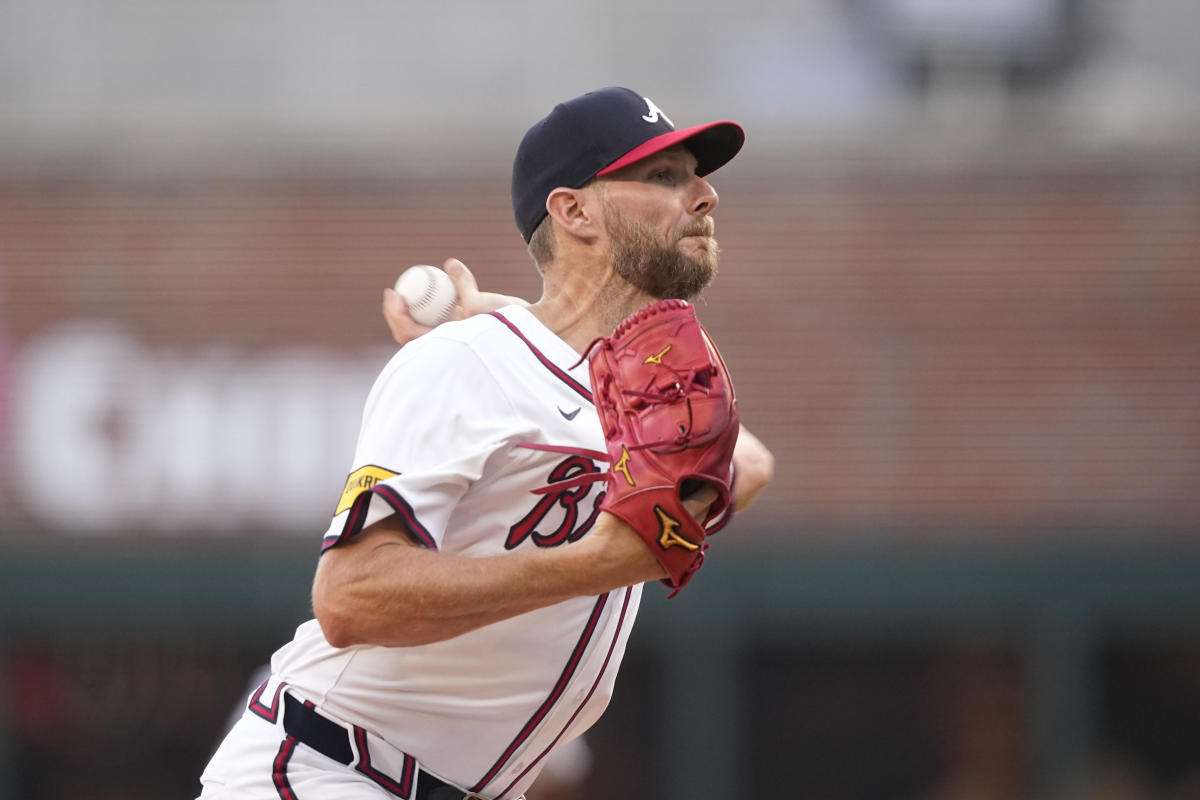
507, 455, 606, 549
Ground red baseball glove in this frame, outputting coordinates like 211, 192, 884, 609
590, 299, 739, 594
525, 299, 739, 595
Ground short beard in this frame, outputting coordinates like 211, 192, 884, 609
603, 205, 719, 301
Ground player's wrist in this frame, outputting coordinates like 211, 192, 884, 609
580, 513, 668, 586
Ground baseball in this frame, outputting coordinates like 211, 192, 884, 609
393, 265, 458, 327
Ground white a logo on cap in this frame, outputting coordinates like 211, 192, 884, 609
642, 97, 674, 128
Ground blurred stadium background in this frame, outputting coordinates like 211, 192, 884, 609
1, 1, 1199, 798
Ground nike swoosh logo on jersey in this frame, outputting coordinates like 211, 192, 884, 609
558, 406, 581, 421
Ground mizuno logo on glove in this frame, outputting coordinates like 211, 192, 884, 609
613, 446, 635, 486
655, 506, 699, 552
643, 345, 672, 365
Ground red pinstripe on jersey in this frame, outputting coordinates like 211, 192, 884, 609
494, 585, 635, 798
470, 586, 634, 796
271, 737, 300, 800
489, 311, 593, 402
248, 679, 288, 724
353, 725, 417, 797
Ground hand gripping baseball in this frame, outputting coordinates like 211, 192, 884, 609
525, 299, 739, 596
383, 258, 529, 346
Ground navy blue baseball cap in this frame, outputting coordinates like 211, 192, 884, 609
511, 87, 745, 243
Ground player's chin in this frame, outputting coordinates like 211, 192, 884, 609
688, 244, 720, 279
678, 234, 719, 259
658, 259, 717, 302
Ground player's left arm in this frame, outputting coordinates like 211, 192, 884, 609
730, 423, 774, 511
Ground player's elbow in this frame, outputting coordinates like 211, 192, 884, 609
313, 592, 351, 649
314, 607, 358, 650
311, 555, 432, 648
314, 597, 439, 649
311, 560, 367, 649
731, 426, 775, 512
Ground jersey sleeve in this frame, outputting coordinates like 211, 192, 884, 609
322, 334, 522, 552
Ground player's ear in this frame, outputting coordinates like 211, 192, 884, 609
546, 187, 601, 242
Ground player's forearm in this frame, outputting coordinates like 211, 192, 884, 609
313, 518, 654, 648
731, 424, 774, 511
314, 546, 571, 648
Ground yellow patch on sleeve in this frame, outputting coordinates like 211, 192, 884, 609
334, 465, 400, 515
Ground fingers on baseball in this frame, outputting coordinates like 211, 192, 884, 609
383, 288, 433, 345
443, 258, 479, 315
382, 288, 404, 335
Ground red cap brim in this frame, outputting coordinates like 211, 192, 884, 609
596, 121, 745, 178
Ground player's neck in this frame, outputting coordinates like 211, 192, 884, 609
529, 261, 653, 354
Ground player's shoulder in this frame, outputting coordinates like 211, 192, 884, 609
413, 304, 539, 356
382, 305, 524, 371
425, 306, 516, 345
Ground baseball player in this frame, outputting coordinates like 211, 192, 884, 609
197, 86, 774, 800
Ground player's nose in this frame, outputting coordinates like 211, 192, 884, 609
688, 176, 719, 217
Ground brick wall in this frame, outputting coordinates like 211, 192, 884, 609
2, 164, 1197, 540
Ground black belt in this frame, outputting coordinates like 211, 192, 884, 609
281, 693, 476, 800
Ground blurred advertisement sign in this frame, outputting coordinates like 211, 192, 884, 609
10, 322, 385, 535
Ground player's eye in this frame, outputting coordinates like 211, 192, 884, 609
649, 168, 675, 184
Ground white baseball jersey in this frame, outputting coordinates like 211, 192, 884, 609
268, 305, 642, 799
